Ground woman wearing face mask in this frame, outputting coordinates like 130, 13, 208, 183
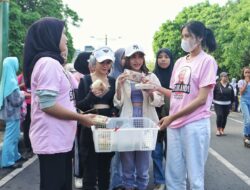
156, 21, 218, 190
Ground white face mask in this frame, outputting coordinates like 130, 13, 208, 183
181, 38, 198, 53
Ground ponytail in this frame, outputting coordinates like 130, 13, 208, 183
205, 28, 217, 52
182, 21, 217, 52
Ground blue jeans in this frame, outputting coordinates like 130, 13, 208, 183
240, 99, 250, 136
151, 142, 165, 185
1, 120, 21, 167
120, 151, 150, 190
109, 152, 123, 189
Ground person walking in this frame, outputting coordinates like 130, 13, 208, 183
238, 66, 250, 147
213, 72, 234, 136
23, 17, 95, 190
0, 57, 24, 169
114, 44, 164, 190
157, 21, 218, 190
151, 48, 174, 190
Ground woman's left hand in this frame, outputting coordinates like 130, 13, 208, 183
159, 115, 174, 130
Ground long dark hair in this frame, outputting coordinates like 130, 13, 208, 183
241, 66, 250, 79
23, 17, 65, 88
181, 21, 217, 52
124, 52, 149, 75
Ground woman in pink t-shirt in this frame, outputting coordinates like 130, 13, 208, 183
23, 17, 95, 190
157, 21, 218, 190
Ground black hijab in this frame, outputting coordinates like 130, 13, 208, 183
23, 17, 65, 88
73, 52, 92, 75
153, 48, 174, 89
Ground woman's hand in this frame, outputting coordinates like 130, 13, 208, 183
91, 88, 104, 97
78, 114, 96, 127
118, 73, 129, 86
159, 115, 174, 130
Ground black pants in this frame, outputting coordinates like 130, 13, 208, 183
80, 129, 113, 190
22, 104, 32, 151
38, 151, 73, 190
214, 104, 230, 129
73, 124, 83, 177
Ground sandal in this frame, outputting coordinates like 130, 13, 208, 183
216, 131, 221, 136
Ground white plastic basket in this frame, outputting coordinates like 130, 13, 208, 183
91, 117, 159, 152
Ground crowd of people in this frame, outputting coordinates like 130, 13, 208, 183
0, 16, 249, 190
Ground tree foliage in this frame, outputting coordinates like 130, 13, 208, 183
153, 0, 250, 79
9, 0, 82, 71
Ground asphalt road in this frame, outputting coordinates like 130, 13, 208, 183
0, 111, 250, 190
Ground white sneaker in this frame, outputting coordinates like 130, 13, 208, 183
153, 184, 165, 190
74, 177, 83, 189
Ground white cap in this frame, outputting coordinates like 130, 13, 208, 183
93, 47, 115, 63
125, 44, 145, 57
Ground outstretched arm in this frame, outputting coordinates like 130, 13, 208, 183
159, 86, 211, 129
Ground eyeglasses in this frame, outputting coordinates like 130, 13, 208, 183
244, 71, 250, 73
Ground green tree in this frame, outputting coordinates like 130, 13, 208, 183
153, 2, 222, 62
217, 0, 250, 78
9, 0, 82, 72
153, 0, 250, 78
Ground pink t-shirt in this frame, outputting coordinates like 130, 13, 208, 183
30, 57, 77, 154
169, 51, 218, 128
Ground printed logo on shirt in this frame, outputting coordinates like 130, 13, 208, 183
69, 89, 76, 102
172, 66, 191, 99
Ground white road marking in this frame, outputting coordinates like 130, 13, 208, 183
209, 148, 250, 186
0, 155, 38, 187
228, 117, 243, 124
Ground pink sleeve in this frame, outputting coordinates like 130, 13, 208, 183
199, 56, 218, 88
35, 60, 62, 92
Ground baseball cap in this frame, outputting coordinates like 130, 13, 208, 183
93, 47, 115, 63
220, 72, 228, 77
125, 44, 145, 57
